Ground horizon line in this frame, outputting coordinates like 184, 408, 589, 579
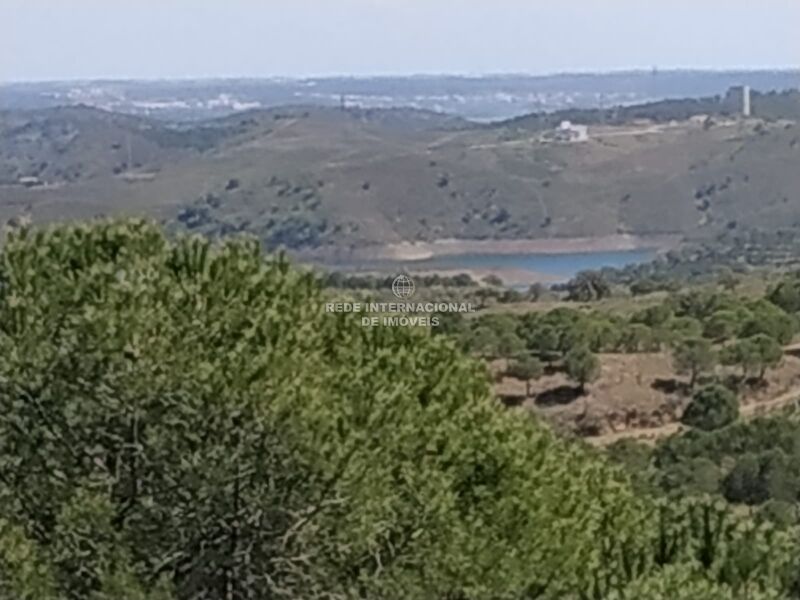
3, 66, 800, 86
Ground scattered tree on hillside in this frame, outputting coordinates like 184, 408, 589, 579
585, 317, 622, 353
558, 319, 593, 353
721, 340, 760, 381
499, 288, 524, 303
750, 334, 784, 380
566, 271, 611, 302
473, 286, 499, 309
619, 323, 657, 353
632, 303, 674, 328
565, 345, 600, 394
506, 356, 544, 397
522, 321, 561, 364
666, 316, 704, 343
722, 334, 783, 382
482, 274, 504, 287
742, 300, 796, 345
768, 275, 800, 314
464, 314, 525, 359
673, 337, 716, 389
464, 325, 501, 358
497, 330, 527, 359
681, 384, 739, 431
629, 278, 659, 297
527, 282, 546, 301
703, 309, 743, 342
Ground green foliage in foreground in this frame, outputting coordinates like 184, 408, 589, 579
608, 564, 786, 600
0, 220, 796, 599
647, 411, 800, 512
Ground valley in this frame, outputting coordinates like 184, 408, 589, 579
1, 88, 800, 278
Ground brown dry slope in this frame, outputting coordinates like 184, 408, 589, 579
588, 382, 800, 447
497, 352, 800, 445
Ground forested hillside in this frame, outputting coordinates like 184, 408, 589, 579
0, 220, 797, 599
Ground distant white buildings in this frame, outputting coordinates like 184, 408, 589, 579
17, 176, 42, 188
553, 120, 589, 143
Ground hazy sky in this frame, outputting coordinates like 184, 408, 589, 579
2, 0, 799, 82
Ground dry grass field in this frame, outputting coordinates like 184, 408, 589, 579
494, 352, 800, 441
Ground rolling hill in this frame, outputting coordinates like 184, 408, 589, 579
1, 94, 799, 260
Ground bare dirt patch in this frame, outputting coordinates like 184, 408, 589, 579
494, 353, 800, 441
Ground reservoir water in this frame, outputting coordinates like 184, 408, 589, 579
339, 248, 657, 283
411, 248, 657, 279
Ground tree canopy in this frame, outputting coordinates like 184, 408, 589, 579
681, 384, 740, 431
673, 337, 717, 388
564, 345, 601, 394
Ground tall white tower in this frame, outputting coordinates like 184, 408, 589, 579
742, 85, 751, 117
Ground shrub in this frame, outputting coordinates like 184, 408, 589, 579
681, 384, 739, 431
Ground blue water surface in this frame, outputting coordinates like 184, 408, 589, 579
413, 249, 656, 279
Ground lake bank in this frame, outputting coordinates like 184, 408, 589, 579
386, 248, 659, 286
303, 234, 679, 286
368, 234, 680, 262
316, 247, 664, 287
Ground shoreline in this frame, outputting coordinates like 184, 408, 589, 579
365, 234, 681, 262
411, 266, 562, 287
299, 234, 681, 286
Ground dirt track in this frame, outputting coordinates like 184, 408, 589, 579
588, 384, 800, 446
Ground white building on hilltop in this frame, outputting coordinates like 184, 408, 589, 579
556, 120, 589, 142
